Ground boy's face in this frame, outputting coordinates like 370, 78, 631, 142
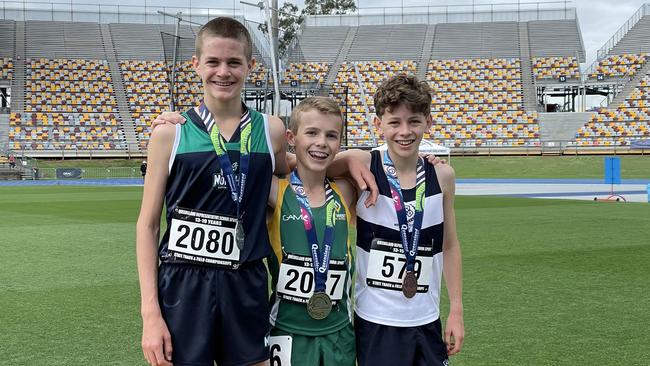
374, 103, 432, 161
192, 35, 254, 104
287, 109, 342, 174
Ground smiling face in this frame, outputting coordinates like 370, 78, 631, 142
288, 109, 342, 175
192, 35, 254, 105
374, 103, 432, 161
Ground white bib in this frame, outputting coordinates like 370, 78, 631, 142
276, 253, 347, 304
168, 207, 240, 268
269, 335, 292, 366
366, 239, 433, 293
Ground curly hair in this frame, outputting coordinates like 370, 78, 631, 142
374, 74, 432, 117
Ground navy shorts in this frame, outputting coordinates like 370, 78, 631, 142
158, 260, 270, 366
355, 314, 449, 366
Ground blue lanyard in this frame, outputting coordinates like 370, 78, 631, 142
200, 102, 251, 219
383, 151, 425, 272
289, 171, 337, 293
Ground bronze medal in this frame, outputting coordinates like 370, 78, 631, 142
307, 292, 332, 320
235, 220, 245, 250
402, 271, 418, 298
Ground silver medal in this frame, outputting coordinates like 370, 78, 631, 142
235, 220, 245, 249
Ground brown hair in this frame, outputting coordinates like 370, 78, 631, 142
195, 17, 253, 60
374, 74, 432, 117
289, 96, 344, 135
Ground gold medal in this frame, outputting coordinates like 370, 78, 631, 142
402, 271, 418, 298
306, 292, 332, 320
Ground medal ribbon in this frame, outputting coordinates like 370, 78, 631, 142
382, 151, 426, 272
200, 102, 251, 221
289, 171, 337, 293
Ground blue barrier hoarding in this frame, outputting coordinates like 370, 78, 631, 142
604, 157, 621, 184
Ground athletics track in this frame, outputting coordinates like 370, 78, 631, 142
2, 178, 648, 203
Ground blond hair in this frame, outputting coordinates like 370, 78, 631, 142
289, 96, 344, 135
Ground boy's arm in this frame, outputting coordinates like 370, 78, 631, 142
268, 175, 279, 209
436, 163, 465, 356
333, 178, 358, 219
136, 124, 175, 366
269, 115, 290, 175
328, 149, 377, 207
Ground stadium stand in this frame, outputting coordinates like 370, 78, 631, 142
533, 56, 580, 80
573, 70, 650, 147
574, 4, 650, 147
1, 57, 12, 81
426, 58, 540, 148
2, 4, 647, 157
432, 22, 520, 59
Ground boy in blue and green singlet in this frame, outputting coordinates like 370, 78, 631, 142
266, 97, 358, 365
136, 17, 290, 366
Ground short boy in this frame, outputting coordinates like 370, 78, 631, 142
266, 96, 357, 366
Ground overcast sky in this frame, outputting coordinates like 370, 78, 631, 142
17, 0, 650, 66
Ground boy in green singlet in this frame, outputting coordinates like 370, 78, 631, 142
266, 96, 357, 366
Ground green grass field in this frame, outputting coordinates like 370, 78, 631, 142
32, 155, 650, 179
1, 186, 649, 365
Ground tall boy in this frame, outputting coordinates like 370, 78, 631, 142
334, 74, 464, 366
266, 96, 357, 366
136, 17, 289, 366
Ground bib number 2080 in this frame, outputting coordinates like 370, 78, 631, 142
269, 336, 292, 366
168, 208, 240, 267
174, 224, 234, 255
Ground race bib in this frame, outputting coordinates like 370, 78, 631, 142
168, 207, 240, 268
366, 238, 433, 293
276, 253, 347, 304
269, 335, 292, 366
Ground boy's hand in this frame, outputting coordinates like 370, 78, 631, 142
444, 311, 464, 356
142, 314, 174, 366
151, 111, 185, 130
348, 157, 378, 207
421, 153, 447, 166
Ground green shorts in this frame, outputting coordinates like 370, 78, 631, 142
270, 323, 356, 366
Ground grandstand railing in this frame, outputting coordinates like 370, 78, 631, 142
0, 1, 238, 24
595, 3, 650, 61
305, 2, 576, 26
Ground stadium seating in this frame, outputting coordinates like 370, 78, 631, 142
9, 112, 126, 150
282, 62, 330, 85
9, 58, 126, 151
330, 60, 417, 146
1, 57, 12, 80
425, 58, 540, 148
532, 56, 580, 80
573, 71, 650, 146
588, 53, 648, 80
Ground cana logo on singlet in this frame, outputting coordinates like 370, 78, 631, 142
282, 212, 346, 222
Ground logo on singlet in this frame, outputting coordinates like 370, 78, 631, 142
212, 163, 239, 190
